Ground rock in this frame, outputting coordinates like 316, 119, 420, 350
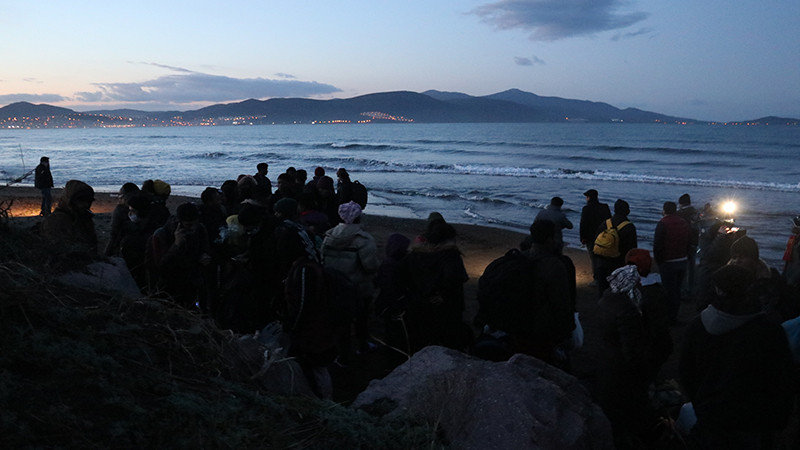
223, 333, 315, 398
351, 346, 613, 450
56, 256, 142, 299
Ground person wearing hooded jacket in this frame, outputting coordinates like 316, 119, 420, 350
322, 201, 379, 356
41, 179, 97, 252
398, 214, 470, 353
680, 264, 795, 448
596, 250, 673, 447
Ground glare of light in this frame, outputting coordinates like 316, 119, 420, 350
721, 201, 737, 216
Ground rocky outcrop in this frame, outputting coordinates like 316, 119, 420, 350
56, 256, 142, 299
351, 346, 612, 450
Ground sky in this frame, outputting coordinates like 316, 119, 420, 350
1, 0, 798, 122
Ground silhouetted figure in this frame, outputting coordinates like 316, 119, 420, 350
34, 156, 53, 216
41, 179, 97, 252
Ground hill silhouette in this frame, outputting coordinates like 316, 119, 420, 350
3, 89, 796, 126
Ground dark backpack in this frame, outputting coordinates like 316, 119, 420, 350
284, 257, 356, 333
474, 248, 536, 335
351, 180, 368, 209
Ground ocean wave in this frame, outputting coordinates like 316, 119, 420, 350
321, 142, 405, 151
592, 145, 705, 155
362, 162, 800, 192
187, 151, 229, 159
382, 188, 515, 205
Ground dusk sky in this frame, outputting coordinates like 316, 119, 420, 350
1, 1, 798, 122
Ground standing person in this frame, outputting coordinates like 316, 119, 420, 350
680, 264, 795, 448
594, 199, 638, 296
335, 168, 353, 205
322, 201, 380, 358
148, 203, 212, 308
580, 189, 611, 286
254, 162, 272, 194
653, 201, 690, 325
34, 156, 54, 216
104, 182, 140, 257
473, 220, 575, 367
677, 194, 700, 301
534, 196, 573, 253
305, 166, 326, 194
398, 215, 470, 353
782, 215, 800, 292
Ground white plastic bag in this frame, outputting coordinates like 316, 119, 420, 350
675, 402, 697, 436
571, 312, 584, 349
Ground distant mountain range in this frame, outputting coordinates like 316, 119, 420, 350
1, 89, 797, 128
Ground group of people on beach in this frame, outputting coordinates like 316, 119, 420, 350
33, 158, 799, 449
575, 189, 800, 448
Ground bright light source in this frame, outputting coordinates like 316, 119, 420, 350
721, 201, 737, 216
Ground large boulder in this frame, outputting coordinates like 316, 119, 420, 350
56, 256, 142, 299
351, 346, 612, 450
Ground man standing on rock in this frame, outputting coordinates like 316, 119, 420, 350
34, 156, 53, 216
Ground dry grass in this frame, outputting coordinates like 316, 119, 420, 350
0, 226, 436, 449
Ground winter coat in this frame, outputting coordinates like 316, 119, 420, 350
680, 306, 795, 434
535, 205, 573, 249
322, 223, 379, 299
653, 213, 690, 263
398, 241, 469, 351
41, 180, 97, 251
34, 163, 53, 189
580, 199, 611, 246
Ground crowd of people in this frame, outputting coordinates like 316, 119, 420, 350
577, 190, 799, 449
33, 159, 799, 448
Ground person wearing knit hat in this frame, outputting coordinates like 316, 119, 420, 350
322, 198, 379, 359
152, 179, 171, 199
273, 197, 298, 219
337, 201, 362, 224
625, 248, 652, 277
727, 235, 772, 280
680, 263, 794, 446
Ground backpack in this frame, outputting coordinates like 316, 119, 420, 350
474, 248, 537, 336
593, 218, 631, 258
284, 256, 356, 334
351, 180, 368, 209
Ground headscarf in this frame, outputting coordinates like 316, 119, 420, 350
338, 201, 362, 224
607, 264, 642, 308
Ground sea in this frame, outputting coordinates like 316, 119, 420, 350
1, 123, 798, 268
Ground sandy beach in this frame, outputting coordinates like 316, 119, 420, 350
0, 185, 692, 385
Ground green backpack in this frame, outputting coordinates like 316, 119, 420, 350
593, 218, 631, 258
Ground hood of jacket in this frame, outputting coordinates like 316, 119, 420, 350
324, 223, 367, 249
700, 304, 764, 336
56, 180, 94, 215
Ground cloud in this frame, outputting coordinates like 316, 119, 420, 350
610, 27, 653, 41
515, 55, 545, 66
471, 0, 649, 41
134, 62, 194, 73
78, 71, 341, 105
274, 73, 297, 79
0, 93, 68, 104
